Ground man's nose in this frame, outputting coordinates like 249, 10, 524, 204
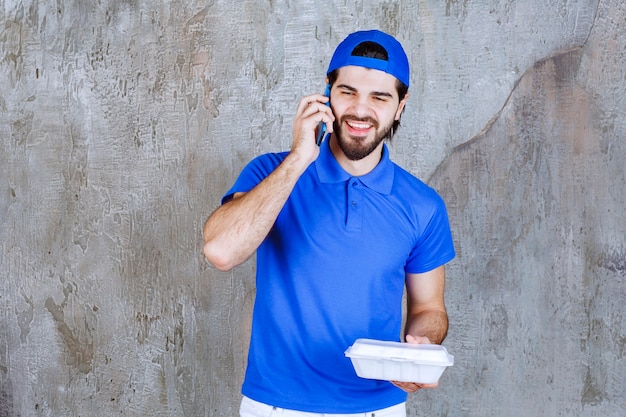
350, 96, 373, 118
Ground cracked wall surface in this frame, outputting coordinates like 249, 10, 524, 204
0, 1, 624, 416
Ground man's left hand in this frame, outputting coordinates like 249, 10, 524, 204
390, 335, 440, 393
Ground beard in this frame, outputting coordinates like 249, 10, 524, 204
333, 115, 395, 161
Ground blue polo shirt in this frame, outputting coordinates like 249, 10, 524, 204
223, 140, 455, 413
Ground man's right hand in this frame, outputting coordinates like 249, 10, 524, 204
290, 93, 335, 164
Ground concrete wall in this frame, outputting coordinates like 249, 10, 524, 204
0, 0, 623, 416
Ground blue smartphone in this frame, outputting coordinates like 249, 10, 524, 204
315, 84, 331, 146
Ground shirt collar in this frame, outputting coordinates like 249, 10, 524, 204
314, 139, 395, 195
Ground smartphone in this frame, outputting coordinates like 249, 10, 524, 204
315, 84, 332, 146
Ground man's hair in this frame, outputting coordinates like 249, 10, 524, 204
327, 41, 408, 138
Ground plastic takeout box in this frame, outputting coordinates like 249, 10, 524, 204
345, 338, 454, 383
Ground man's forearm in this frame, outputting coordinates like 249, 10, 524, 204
203, 152, 310, 271
404, 309, 448, 345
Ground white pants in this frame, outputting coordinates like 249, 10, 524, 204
240, 396, 406, 417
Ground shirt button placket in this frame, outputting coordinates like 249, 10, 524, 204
346, 178, 362, 231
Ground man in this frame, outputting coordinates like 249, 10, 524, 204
203, 30, 455, 416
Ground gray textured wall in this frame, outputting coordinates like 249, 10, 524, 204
1, 0, 624, 416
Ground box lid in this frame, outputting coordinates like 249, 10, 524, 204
345, 338, 454, 366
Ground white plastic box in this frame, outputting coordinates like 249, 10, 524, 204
345, 338, 454, 383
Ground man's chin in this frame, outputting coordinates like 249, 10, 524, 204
340, 140, 380, 161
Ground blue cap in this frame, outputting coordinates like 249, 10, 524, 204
327, 30, 410, 88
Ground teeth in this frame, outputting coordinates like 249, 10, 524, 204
347, 121, 371, 129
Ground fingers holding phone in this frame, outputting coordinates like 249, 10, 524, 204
316, 84, 332, 146
292, 88, 334, 159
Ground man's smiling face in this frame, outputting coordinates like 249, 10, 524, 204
330, 65, 408, 161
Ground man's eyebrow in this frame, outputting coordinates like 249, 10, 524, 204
336, 83, 395, 98
336, 83, 357, 92
371, 91, 394, 98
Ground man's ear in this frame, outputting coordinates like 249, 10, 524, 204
395, 93, 409, 120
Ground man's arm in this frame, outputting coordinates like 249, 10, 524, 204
392, 266, 448, 393
404, 265, 448, 345
203, 153, 309, 271
203, 93, 334, 271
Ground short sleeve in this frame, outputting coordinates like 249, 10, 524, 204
404, 193, 456, 274
221, 152, 288, 204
